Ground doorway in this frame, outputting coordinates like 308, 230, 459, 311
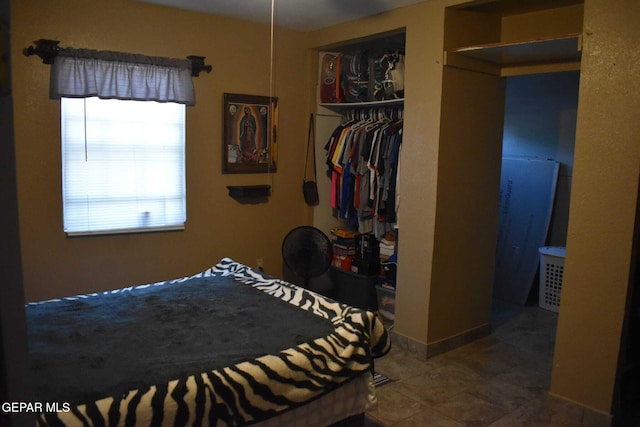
493, 71, 580, 310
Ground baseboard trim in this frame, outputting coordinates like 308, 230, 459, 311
547, 392, 614, 427
426, 323, 492, 358
390, 330, 428, 359
391, 323, 491, 360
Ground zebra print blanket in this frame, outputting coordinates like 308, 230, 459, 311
28, 258, 391, 426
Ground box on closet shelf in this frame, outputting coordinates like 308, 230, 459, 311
330, 227, 357, 272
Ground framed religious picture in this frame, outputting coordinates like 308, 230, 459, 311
222, 93, 278, 174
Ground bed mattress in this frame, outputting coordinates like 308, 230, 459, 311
27, 258, 390, 426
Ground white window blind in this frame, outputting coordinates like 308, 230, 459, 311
61, 97, 186, 235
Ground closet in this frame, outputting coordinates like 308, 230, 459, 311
439, 0, 583, 307
314, 30, 405, 326
423, 0, 584, 358
442, 2, 640, 421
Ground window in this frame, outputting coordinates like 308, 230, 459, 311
61, 97, 186, 235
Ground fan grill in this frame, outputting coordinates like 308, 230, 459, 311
282, 226, 332, 282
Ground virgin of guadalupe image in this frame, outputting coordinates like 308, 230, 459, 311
239, 107, 258, 160
228, 103, 269, 164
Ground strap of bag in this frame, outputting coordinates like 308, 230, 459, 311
304, 113, 317, 182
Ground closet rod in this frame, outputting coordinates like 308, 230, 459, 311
23, 39, 213, 77
344, 106, 403, 120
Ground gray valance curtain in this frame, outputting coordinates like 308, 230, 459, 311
49, 48, 196, 106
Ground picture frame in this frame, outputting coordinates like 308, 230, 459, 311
223, 93, 278, 174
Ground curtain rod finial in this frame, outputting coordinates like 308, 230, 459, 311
187, 55, 212, 77
23, 39, 60, 64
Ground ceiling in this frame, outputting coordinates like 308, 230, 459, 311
136, 0, 427, 31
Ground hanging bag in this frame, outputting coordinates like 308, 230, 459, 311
303, 113, 320, 206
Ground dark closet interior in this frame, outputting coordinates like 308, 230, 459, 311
500, 71, 579, 306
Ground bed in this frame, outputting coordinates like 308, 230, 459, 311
26, 258, 391, 426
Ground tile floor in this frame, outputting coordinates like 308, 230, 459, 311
364, 301, 640, 427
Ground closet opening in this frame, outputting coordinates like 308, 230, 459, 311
492, 70, 580, 317
440, 0, 584, 351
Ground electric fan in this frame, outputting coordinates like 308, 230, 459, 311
281, 226, 333, 288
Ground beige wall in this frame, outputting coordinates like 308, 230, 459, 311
551, 0, 640, 417
11, 0, 312, 301
431, 65, 504, 343
501, 4, 584, 42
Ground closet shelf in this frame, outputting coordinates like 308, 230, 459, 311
319, 98, 404, 112
444, 33, 582, 76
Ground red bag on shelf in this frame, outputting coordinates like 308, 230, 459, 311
320, 53, 344, 103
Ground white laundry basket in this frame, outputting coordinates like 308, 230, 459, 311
538, 246, 566, 312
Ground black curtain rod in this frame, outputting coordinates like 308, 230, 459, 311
23, 39, 212, 77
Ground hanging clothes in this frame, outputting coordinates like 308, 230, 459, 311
324, 108, 403, 237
